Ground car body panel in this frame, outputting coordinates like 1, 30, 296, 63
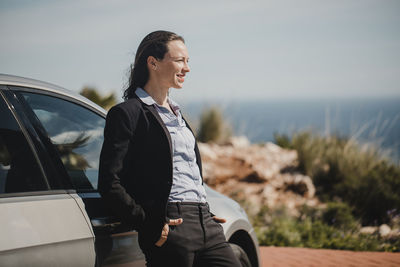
0, 74, 105, 115
206, 184, 260, 262
0, 193, 95, 266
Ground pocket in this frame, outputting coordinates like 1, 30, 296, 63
169, 224, 177, 232
210, 218, 225, 233
171, 132, 187, 153
166, 218, 182, 236
154, 222, 179, 248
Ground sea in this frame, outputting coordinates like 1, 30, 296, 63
180, 97, 400, 163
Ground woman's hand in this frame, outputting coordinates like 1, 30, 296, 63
155, 218, 183, 247
212, 216, 227, 223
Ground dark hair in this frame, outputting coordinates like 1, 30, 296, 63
123, 30, 185, 100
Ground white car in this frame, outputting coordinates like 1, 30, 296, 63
0, 74, 260, 267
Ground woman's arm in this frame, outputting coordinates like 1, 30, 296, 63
98, 105, 145, 230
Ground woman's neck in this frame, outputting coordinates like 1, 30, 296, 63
143, 81, 169, 107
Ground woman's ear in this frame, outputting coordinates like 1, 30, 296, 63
147, 56, 158, 70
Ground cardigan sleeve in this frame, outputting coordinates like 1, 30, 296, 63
98, 105, 145, 230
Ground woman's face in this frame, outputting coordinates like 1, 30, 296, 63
154, 40, 190, 89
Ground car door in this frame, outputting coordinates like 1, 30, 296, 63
9, 86, 146, 267
0, 87, 95, 267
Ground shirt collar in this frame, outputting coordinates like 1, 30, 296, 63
135, 88, 181, 113
135, 88, 156, 106
167, 97, 181, 114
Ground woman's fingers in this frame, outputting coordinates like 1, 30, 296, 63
155, 219, 183, 247
212, 216, 227, 223
168, 218, 183, 225
155, 224, 169, 247
157, 217, 221, 247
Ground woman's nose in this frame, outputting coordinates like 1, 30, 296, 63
183, 62, 190, 73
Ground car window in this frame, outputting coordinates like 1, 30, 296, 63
20, 92, 105, 191
0, 95, 48, 194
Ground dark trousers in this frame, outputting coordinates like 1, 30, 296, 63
143, 202, 241, 267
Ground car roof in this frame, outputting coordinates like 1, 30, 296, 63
0, 73, 107, 115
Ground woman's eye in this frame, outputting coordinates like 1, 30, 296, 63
174, 58, 188, 63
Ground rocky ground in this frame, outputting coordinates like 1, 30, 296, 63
199, 136, 319, 217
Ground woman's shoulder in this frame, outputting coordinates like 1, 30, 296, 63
111, 97, 142, 111
107, 97, 143, 120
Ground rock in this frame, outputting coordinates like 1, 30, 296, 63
360, 226, 378, 235
197, 143, 219, 160
262, 184, 280, 207
282, 174, 316, 198
224, 136, 250, 147
379, 224, 391, 237
199, 138, 320, 216
390, 228, 400, 238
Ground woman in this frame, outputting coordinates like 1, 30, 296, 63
98, 31, 241, 267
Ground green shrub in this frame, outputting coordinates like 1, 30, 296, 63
256, 208, 302, 247
274, 131, 400, 225
322, 202, 358, 230
197, 107, 231, 143
255, 207, 392, 251
80, 87, 116, 110
274, 133, 293, 149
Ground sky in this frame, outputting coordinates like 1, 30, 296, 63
1, 0, 399, 103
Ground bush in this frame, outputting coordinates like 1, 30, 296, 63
322, 202, 358, 230
80, 87, 116, 110
255, 206, 395, 251
274, 131, 400, 225
197, 107, 231, 143
274, 133, 293, 149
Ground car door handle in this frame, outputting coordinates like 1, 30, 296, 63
91, 218, 119, 227
91, 217, 132, 235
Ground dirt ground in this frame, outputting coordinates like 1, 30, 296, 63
260, 246, 400, 267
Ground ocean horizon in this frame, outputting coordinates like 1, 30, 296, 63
180, 97, 400, 162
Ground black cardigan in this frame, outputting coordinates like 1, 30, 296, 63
98, 95, 203, 249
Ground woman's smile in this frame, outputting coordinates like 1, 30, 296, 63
176, 74, 185, 83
